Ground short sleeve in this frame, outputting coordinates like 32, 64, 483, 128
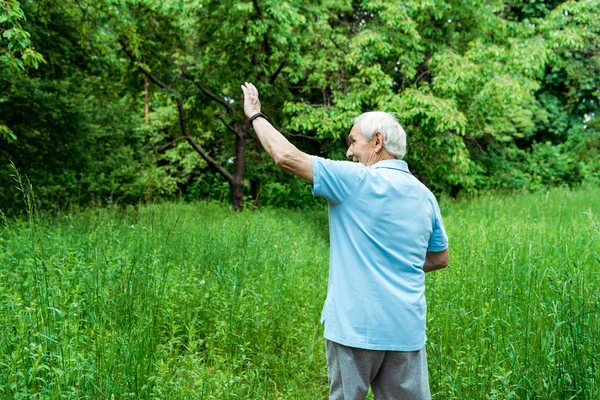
428, 197, 449, 252
312, 156, 365, 205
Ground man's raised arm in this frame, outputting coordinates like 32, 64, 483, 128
241, 82, 313, 182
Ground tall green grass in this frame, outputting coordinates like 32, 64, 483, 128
0, 185, 598, 398
428, 187, 600, 399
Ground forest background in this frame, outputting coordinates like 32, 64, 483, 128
1, 0, 599, 211
2, 1, 600, 398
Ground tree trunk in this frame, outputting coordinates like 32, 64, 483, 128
250, 179, 260, 208
230, 178, 244, 211
144, 79, 149, 124
231, 125, 246, 211
250, 134, 262, 207
120, 42, 248, 212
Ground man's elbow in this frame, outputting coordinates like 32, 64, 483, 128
274, 151, 292, 169
431, 260, 448, 272
273, 150, 313, 182
440, 252, 449, 268
439, 252, 449, 269
275, 150, 300, 172
424, 249, 449, 272
424, 261, 448, 273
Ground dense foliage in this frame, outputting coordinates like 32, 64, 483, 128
1, 0, 599, 212
1, 0, 45, 140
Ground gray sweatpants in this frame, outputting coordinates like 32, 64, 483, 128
325, 340, 431, 400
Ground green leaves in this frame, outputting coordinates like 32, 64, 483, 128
0, 0, 45, 71
392, 89, 467, 134
2, 0, 599, 207
282, 0, 600, 194
0, 124, 17, 141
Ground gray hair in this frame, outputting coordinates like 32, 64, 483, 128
354, 112, 406, 159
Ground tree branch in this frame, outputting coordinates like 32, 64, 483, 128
251, 0, 273, 65
283, 131, 322, 141
119, 39, 178, 95
73, 0, 88, 18
269, 61, 286, 84
413, 69, 430, 86
119, 39, 234, 184
276, 127, 323, 142
252, 0, 263, 17
413, 52, 432, 86
175, 99, 234, 184
329, 31, 344, 53
180, 68, 233, 116
216, 115, 242, 138
469, 136, 486, 154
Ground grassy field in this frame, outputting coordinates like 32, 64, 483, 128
0, 185, 599, 399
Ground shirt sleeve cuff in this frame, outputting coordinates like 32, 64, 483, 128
311, 156, 321, 197
427, 243, 449, 252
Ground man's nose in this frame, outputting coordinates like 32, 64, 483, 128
346, 148, 353, 159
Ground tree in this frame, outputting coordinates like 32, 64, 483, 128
65, 0, 600, 202
3, 0, 599, 213
478, 0, 600, 188
283, 0, 553, 193
61, 0, 350, 210
1, 0, 45, 141
0, 0, 158, 213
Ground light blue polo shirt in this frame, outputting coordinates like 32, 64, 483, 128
312, 156, 448, 351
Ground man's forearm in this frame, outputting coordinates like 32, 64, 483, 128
241, 83, 312, 181
423, 262, 447, 273
423, 249, 449, 273
251, 117, 298, 164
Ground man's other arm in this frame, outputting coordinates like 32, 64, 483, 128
423, 249, 449, 273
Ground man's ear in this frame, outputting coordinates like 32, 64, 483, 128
374, 131, 384, 152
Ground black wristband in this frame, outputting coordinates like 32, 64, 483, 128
249, 112, 268, 126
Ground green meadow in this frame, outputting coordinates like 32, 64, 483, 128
1, 186, 599, 399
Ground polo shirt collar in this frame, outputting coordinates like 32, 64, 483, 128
371, 159, 411, 174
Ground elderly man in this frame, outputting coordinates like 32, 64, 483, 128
241, 82, 449, 400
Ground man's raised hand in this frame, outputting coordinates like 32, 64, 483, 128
241, 82, 261, 119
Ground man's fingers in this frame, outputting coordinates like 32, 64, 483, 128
242, 82, 258, 95
241, 81, 259, 100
